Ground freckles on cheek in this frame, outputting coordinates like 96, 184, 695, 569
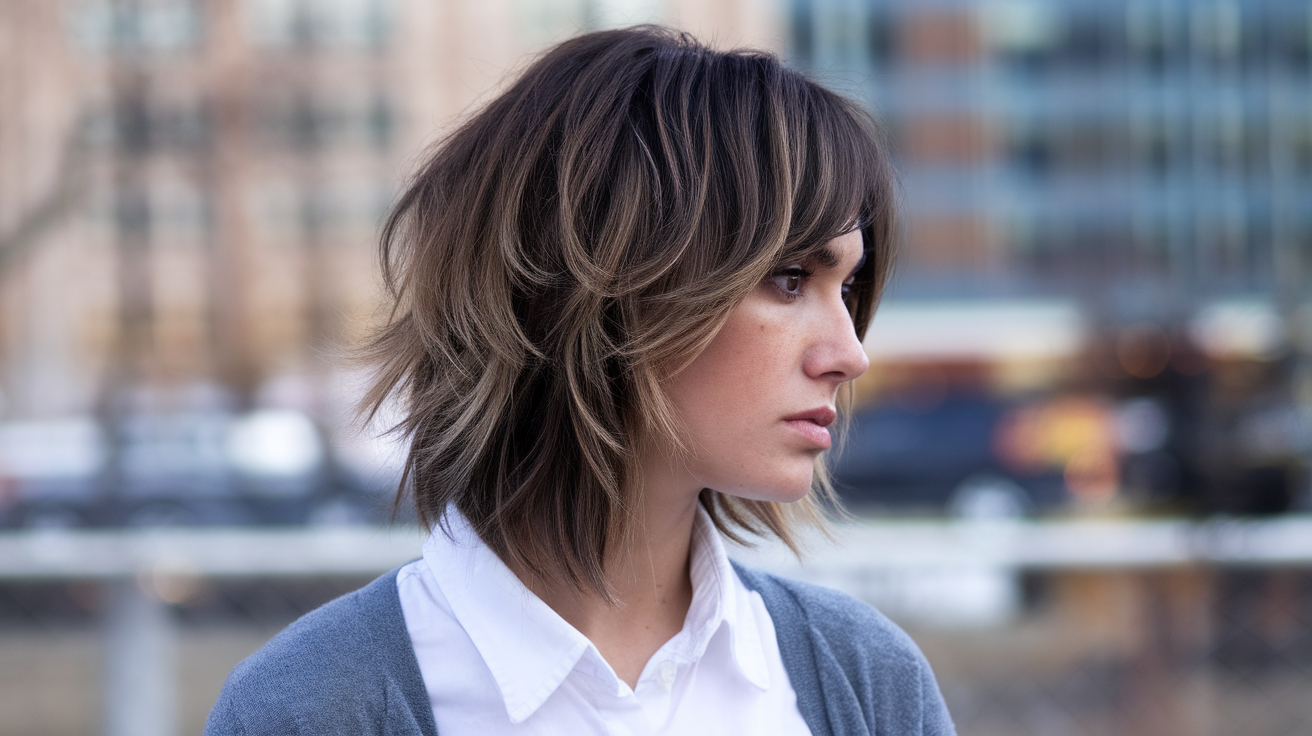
745, 309, 798, 360
676, 297, 797, 432
719, 315, 788, 379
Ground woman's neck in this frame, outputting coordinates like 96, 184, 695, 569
519, 469, 702, 688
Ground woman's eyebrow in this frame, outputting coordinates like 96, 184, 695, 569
811, 245, 840, 269
808, 244, 866, 274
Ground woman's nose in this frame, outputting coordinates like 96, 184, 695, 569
805, 300, 870, 383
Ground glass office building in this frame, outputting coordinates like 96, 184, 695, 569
788, 0, 1312, 319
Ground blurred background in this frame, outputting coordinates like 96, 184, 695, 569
0, 0, 1310, 734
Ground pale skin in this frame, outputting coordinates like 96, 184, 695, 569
519, 229, 870, 688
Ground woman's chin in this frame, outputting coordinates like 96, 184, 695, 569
769, 488, 812, 505
719, 477, 814, 504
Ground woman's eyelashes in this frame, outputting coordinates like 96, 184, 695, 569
767, 266, 858, 305
769, 266, 812, 299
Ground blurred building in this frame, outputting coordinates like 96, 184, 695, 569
0, 0, 783, 419
791, 0, 1312, 514
789, 0, 1312, 314
3, 0, 1309, 523
0, 0, 783, 525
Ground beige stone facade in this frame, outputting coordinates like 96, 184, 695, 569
0, 0, 785, 421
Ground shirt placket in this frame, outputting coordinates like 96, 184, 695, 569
631, 655, 682, 731
595, 684, 656, 736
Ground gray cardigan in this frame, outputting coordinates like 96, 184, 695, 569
204, 564, 956, 736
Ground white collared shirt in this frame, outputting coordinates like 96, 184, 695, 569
396, 508, 814, 736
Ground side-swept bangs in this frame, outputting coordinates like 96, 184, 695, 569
361, 26, 898, 598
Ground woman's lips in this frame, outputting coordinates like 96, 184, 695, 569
782, 407, 836, 450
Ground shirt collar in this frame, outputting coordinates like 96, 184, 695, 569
421, 506, 771, 723
421, 512, 591, 723
687, 506, 772, 691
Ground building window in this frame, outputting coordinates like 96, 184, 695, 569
244, 0, 395, 50
72, 0, 201, 52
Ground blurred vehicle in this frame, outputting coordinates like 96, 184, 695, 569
0, 417, 105, 528
835, 298, 1312, 517
0, 409, 396, 529
831, 393, 1070, 515
836, 299, 1089, 516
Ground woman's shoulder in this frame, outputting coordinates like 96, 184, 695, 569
204, 567, 434, 736
731, 562, 957, 736
732, 561, 922, 660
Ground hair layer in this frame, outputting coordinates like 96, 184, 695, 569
362, 26, 898, 597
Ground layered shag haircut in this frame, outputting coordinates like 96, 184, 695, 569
362, 26, 898, 598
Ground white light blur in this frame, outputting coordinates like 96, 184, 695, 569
0, 417, 106, 479
226, 409, 324, 477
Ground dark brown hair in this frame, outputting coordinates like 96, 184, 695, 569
362, 26, 897, 597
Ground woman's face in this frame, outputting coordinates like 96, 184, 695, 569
658, 229, 869, 503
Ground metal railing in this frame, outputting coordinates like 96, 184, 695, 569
4, 516, 1312, 736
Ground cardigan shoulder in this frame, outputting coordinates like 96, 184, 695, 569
203, 568, 437, 736
733, 563, 956, 736
205, 560, 953, 736
738, 566, 928, 678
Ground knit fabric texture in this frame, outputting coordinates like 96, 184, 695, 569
204, 563, 956, 736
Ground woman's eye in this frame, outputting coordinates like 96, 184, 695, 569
772, 267, 808, 296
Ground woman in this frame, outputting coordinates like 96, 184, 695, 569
206, 26, 954, 736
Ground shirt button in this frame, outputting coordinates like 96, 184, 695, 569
658, 660, 677, 691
